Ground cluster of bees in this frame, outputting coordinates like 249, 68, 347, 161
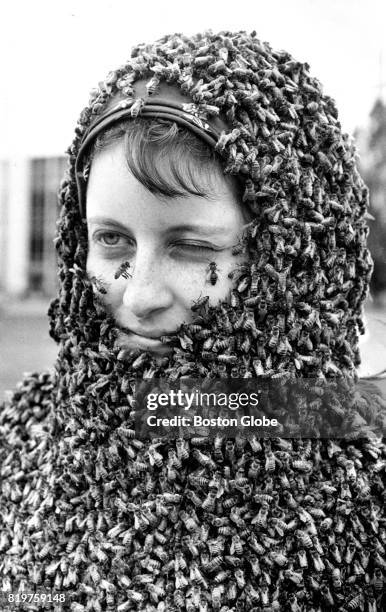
1, 372, 385, 610
2, 29, 382, 612
71, 24, 376, 384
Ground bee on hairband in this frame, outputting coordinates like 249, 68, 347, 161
129, 97, 146, 117
114, 261, 132, 280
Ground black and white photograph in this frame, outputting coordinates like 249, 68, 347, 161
0, 1, 385, 610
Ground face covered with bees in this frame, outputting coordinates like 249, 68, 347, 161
49, 27, 376, 384
84, 81, 251, 358
47, 30, 377, 394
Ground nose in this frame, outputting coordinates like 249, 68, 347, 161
121, 248, 173, 319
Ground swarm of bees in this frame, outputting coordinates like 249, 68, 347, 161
3, 27, 384, 612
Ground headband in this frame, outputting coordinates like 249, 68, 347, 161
75, 97, 223, 218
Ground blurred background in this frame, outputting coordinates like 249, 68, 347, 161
1, 0, 386, 399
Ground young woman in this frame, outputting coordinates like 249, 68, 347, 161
0, 30, 385, 612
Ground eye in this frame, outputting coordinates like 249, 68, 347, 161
94, 231, 132, 248
172, 242, 218, 255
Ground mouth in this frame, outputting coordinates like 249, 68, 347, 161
129, 332, 164, 344
115, 329, 175, 354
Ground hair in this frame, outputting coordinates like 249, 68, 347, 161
86, 117, 246, 207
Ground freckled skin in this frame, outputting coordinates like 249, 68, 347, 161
86, 139, 249, 353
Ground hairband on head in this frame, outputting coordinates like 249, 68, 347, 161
75, 97, 223, 218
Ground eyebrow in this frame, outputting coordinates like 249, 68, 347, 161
87, 216, 230, 236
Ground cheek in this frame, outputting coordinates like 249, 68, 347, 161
86, 254, 122, 307
176, 256, 242, 306
206, 252, 248, 303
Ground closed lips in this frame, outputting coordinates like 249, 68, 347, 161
129, 331, 173, 339
121, 327, 177, 339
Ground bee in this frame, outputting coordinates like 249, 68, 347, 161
215, 493, 235, 512
218, 312, 234, 336
371, 567, 384, 592
213, 570, 229, 585
310, 551, 325, 572
292, 458, 312, 472
267, 325, 280, 351
89, 275, 108, 294
225, 554, 242, 569
328, 566, 342, 589
216, 353, 237, 366
147, 446, 163, 468
264, 201, 282, 223
345, 593, 364, 610
245, 554, 261, 579
146, 74, 160, 96
213, 435, 224, 462
245, 460, 260, 480
295, 530, 313, 549
206, 555, 224, 573
114, 261, 132, 280
184, 489, 202, 507
252, 502, 269, 529
262, 451, 278, 478
237, 274, 250, 293
191, 294, 210, 313
128, 97, 145, 117
230, 534, 243, 555
202, 490, 217, 512
174, 570, 189, 590
234, 568, 245, 589
211, 585, 223, 610
172, 439, 188, 465
190, 562, 208, 588
183, 536, 200, 558
130, 352, 148, 371
191, 448, 215, 469
228, 289, 242, 309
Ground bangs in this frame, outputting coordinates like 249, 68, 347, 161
89, 118, 242, 201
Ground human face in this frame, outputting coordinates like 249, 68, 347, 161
86, 139, 248, 356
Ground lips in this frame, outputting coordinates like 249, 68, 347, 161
120, 326, 177, 340
115, 329, 174, 355
128, 332, 164, 344
129, 331, 164, 340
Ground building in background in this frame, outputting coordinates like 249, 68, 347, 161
0, 156, 66, 299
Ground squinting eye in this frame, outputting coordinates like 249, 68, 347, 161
173, 243, 218, 255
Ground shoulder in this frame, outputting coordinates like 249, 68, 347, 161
357, 375, 386, 404
360, 376, 386, 397
357, 310, 386, 380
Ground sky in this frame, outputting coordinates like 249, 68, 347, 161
0, 0, 385, 157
